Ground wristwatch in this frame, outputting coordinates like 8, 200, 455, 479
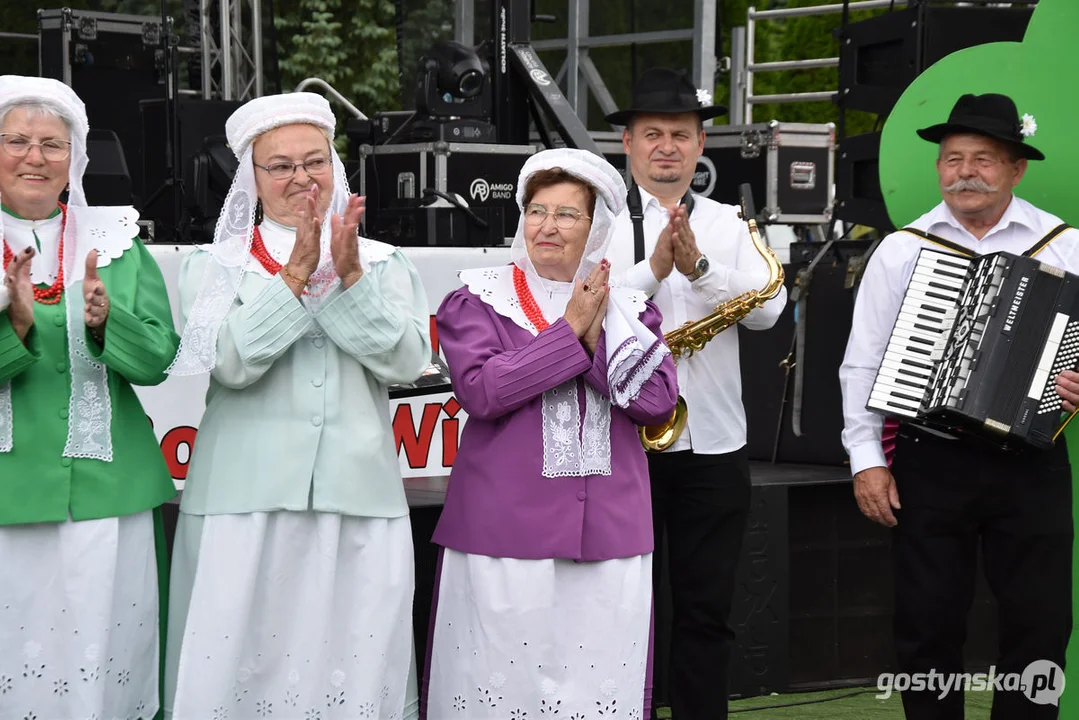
685, 254, 709, 282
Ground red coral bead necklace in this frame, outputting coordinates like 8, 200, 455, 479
512, 265, 549, 331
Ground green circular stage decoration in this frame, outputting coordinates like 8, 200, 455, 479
878, 0, 1079, 712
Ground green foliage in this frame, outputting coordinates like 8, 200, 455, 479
275, 0, 400, 116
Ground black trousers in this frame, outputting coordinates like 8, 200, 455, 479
891, 428, 1073, 720
649, 447, 752, 720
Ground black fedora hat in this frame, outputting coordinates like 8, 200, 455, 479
917, 93, 1044, 161
604, 67, 727, 126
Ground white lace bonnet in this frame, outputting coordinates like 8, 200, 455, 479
168, 91, 351, 376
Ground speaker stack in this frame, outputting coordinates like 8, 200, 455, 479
834, 1, 1036, 231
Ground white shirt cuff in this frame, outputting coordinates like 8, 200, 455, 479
848, 442, 888, 477
624, 260, 662, 297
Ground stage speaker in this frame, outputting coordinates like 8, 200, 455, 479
834, 132, 895, 232
139, 98, 242, 242
740, 244, 873, 467
39, 9, 170, 206
84, 129, 133, 206
838, 3, 1035, 116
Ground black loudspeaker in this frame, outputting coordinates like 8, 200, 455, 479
834, 3, 1036, 231
834, 132, 895, 232
139, 98, 242, 241
838, 3, 1035, 116
84, 129, 133, 206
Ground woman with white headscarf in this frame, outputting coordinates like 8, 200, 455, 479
164, 92, 430, 720
0, 76, 180, 719
421, 148, 679, 719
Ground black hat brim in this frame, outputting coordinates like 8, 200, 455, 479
604, 104, 729, 127
917, 122, 1045, 161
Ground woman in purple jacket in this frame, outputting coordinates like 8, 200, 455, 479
422, 148, 679, 719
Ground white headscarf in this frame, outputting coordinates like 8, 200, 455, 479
460, 147, 670, 478
0, 75, 126, 460
168, 92, 353, 376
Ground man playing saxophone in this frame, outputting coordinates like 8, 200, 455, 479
605, 67, 788, 720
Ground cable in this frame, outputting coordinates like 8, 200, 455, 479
422, 188, 489, 229
729, 688, 879, 713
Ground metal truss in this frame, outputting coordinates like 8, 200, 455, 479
199, 0, 263, 100
455, 0, 718, 128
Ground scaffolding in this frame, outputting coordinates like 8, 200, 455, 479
733, 0, 910, 123
455, 0, 719, 128
199, 0, 264, 101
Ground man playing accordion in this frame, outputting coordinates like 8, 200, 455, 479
840, 93, 1079, 719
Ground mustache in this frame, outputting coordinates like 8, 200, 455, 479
943, 178, 997, 194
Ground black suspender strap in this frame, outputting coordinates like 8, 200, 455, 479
1023, 223, 1073, 258
627, 183, 696, 265
898, 227, 974, 258
900, 223, 1074, 261
629, 183, 645, 264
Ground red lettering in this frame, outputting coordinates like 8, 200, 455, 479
160, 426, 198, 481
429, 315, 440, 354
393, 402, 442, 469
442, 397, 461, 466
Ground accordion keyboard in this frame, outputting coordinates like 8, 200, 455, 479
869, 249, 972, 418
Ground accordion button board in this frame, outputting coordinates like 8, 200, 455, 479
867, 248, 1079, 448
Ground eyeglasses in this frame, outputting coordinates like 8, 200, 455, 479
0, 133, 72, 161
254, 156, 332, 180
523, 203, 592, 229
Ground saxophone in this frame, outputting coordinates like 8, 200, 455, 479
639, 183, 786, 452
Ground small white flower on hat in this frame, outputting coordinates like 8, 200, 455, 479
1020, 113, 1037, 138
696, 88, 713, 107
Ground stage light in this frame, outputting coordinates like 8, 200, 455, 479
415, 39, 492, 120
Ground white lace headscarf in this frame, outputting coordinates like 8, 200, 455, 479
0, 75, 116, 460
168, 92, 351, 376
497, 148, 670, 477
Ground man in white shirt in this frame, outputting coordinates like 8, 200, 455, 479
840, 93, 1079, 719
605, 67, 787, 720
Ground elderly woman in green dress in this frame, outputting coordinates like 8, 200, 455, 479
0, 75, 180, 720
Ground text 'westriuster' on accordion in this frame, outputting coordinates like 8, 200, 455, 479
867, 248, 1079, 449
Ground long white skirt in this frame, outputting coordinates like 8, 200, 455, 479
426, 549, 652, 720
0, 511, 161, 720
165, 511, 418, 720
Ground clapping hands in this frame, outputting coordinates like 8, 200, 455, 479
4, 246, 35, 343
83, 250, 110, 339
564, 259, 610, 354
330, 194, 366, 289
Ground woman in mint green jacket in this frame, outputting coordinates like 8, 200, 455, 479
0, 76, 179, 720
163, 93, 431, 720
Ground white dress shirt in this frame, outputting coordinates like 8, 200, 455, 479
609, 187, 787, 454
839, 195, 1079, 476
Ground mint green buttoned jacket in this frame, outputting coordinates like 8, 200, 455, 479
175, 246, 432, 518
0, 236, 180, 526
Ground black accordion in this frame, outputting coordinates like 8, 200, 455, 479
867, 248, 1079, 449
